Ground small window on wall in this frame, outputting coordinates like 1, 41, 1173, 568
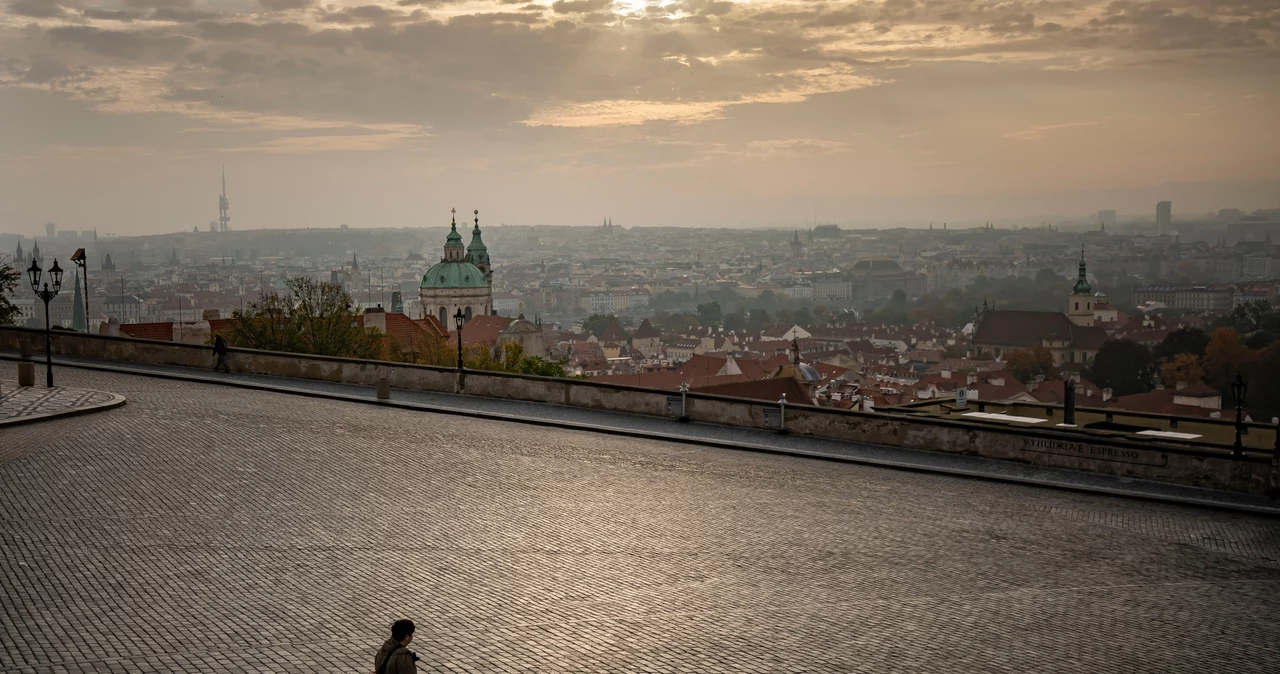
1074, 302, 1079, 310
438, 307, 446, 324
465, 306, 473, 320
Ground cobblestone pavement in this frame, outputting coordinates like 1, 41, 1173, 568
2, 369, 1279, 674
0, 380, 122, 432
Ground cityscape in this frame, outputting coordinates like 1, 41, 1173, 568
3, 0, 1280, 671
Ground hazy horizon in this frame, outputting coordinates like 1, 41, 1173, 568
3, 0, 1278, 236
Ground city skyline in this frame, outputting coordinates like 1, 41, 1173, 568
2, 0, 1278, 234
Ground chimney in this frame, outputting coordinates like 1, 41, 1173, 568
1102, 387, 1112, 402
364, 306, 386, 334
1175, 381, 1187, 390
941, 368, 951, 379
966, 372, 978, 385
1027, 380, 1038, 392
1071, 371, 1081, 384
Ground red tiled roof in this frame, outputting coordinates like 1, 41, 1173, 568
1174, 382, 1220, 397
597, 321, 628, 342
448, 315, 515, 348
692, 376, 814, 405
1108, 389, 1220, 417
119, 322, 174, 342
632, 318, 661, 339
973, 310, 1108, 350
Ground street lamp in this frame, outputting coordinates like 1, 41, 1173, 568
70, 247, 88, 331
27, 258, 64, 387
1231, 373, 1248, 455
454, 307, 465, 371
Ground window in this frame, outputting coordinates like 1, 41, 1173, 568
1070, 351, 1076, 363
1074, 302, 1079, 310
465, 305, 473, 320
438, 307, 445, 324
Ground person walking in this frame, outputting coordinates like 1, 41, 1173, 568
373, 619, 419, 674
212, 334, 230, 373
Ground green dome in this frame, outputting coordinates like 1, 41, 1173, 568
421, 260, 488, 289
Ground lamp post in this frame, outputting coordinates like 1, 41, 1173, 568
70, 248, 88, 331
1231, 374, 1247, 455
27, 258, 64, 387
454, 307, 465, 372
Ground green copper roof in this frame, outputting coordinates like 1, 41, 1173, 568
422, 260, 488, 289
1072, 247, 1091, 294
467, 226, 487, 253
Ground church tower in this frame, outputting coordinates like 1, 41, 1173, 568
466, 209, 491, 284
1067, 246, 1095, 327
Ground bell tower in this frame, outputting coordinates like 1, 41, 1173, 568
1067, 246, 1095, 327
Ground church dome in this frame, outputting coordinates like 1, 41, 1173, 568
502, 317, 541, 335
421, 260, 489, 289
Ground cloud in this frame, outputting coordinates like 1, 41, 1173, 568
550, 0, 611, 13
1004, 121, 1102, 141
525, 66, 885, 127
7, 0, 69, 18
258, 0, 314, 11
47, 26, 193, 59
744, 138, 851, 156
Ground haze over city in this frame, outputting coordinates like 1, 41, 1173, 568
3, 0, 1279, 234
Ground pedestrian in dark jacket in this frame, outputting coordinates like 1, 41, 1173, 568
212, 334, 230, 373
373, 619, 418, 674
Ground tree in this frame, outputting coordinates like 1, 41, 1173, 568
582, 314, 619, 338
746, 308, 770, 332
227, 277, 384, 358
1152, 327, 1209, 363
1005, 347, 1055, 384
1160, 353, 1206, 388
0, 255, 19, 326
723, 309, 746, 333
1203, 327, 1253, 394
1034, 268, 1061, 284
791, 306, 813, 326
696, 301, 723, 328
1248, 342, 1280, 418
1086, 340, 1155, 396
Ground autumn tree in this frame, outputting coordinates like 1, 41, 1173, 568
228, 277, 384, 358
0, 255, 19, 326
1005, 347, 1056, 383
1086, 340, 1155, 396
1152, 327, 1209, 362
1202, 327, 1253, 394
1160, 353, 1206, 388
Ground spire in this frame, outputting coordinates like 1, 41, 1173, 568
72, 269, 87, 333
1072, 245, 1091, 295
351, 252, 358, 271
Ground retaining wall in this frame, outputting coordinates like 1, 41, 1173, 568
3, 326, 1275, 497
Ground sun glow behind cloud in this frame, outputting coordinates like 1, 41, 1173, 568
1, 0, 1278, 229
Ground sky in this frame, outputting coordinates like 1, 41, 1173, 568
1, 0, 1278, 235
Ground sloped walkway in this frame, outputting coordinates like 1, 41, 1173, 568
1, 352, 1277, 516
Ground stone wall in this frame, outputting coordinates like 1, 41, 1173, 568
2, 326, 1274, 497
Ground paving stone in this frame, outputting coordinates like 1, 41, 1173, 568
1, 368, 1279, 673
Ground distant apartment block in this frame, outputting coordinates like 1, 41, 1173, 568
1133, 285, 1235, 311
1156, 201, 1171, 234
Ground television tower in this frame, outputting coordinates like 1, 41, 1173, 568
218, 165, 231, 232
